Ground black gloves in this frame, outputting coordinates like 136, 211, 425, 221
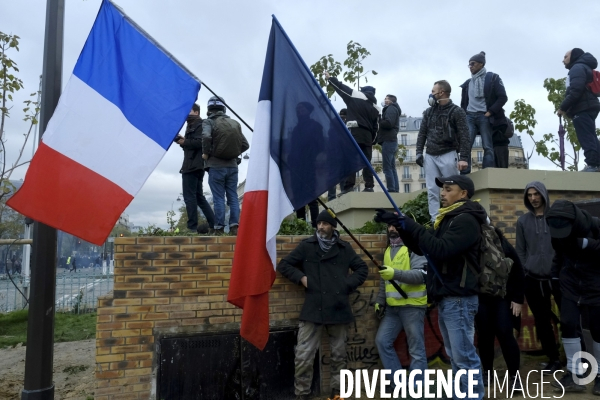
416, 154, 424, 168
375, 208, 406, 230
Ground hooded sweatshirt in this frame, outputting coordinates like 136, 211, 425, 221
515, 181, 554, 279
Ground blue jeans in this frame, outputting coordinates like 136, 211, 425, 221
438, 296, 484, 400
182, 169, 215, 230
375, 306, 427, 389
381, 140, 399, 192
464, 112, 494, 174
572, 110, 600, 167
208, 167, 240, 229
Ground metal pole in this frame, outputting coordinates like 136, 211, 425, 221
22, 1, 64, 399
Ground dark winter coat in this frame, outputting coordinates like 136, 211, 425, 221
551, 206, 600, 306
515, 181, 554, 279
277, 234, 368, 324
460, 72, 508, 127
378, 102, 401, 143
495, 227, 525, 304
416, 100, 470, 161
560, 53, 600, 118
398, 200, 488, 302
179, 118, 205, 174
327, 77, 380, 145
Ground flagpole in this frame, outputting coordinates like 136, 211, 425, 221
21, 0, 64, 399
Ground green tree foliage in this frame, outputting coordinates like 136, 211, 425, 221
510, 77, 600, 171
277, 217, 314, 235
310, 41, 377, 99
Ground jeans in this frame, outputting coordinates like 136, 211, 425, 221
208, 167, 240, 229
182, 169, 215, 230
572, 110, 600, 167
294, 321, 347, 396
381, 141, 399, 192
438, 296, 484, 400
375, 306, 427, 389
424, 151, 459, 221
524, 277, 561, 361
475, 296, 520, 376
344, 144, 373, 190
464, 112, 494, 173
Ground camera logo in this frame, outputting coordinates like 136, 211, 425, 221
572, 351, 598, 385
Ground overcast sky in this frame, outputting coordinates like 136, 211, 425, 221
2, 0, 599, 229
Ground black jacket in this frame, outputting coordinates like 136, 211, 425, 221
327, 77, 380, 145
416, 101, 470, 161
496, 227, 525, 304
560, 53, 600, 118
399, 200, 488, 301
551, 207, 600, 306
277, 234, 368, 324
179, 118, 205, 174
460, 72, 508, 127
378, 102, 401, 143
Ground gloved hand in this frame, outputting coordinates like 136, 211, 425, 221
374, 303, 380, 313
379, 265, 395, 280
375, 208, 403, 227
416, 154, 424, 168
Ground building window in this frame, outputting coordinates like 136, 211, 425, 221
400, 120, 407, 130
474, 137, 481, 147
403, 166, 410, 179
400, 134, 408, 146
421, 183, 426, 190
404, 184, 410, 193
415, 121, 421, 130
477, 151, 483, 162
420, 167, 425, 179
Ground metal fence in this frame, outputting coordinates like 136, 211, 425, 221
0, 267, 114, 313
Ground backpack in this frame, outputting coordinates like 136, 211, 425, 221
588, 70, 600, 97
211, 116, 245, 159
427, 104, 459, 145
460, 224, 514, 297
503, 117, 515, 139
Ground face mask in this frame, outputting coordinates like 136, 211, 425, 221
186, 114, 198, 123
428, 94, 437, 107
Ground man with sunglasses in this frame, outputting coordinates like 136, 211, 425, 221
460, 51, 508, 174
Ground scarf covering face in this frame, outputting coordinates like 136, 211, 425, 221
317, 230, 339, 253
434, 201, 467, 230
389, 236, 403, 247
471, 67, 487, 99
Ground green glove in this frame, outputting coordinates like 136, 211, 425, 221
374, 303, 380, 313
379, 265, 395, 280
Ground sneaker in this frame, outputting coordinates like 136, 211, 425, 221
213, 228, 225, 236
207, 228, 216, 235
362, 188, 374, 192
593, 376, 600, 395
543, 359, 563, 375
229, 225, 238, 236
581, 165, 600, 172
552, 371, 586, 392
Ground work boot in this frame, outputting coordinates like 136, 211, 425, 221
229, 225, 238, 236
552, 371, 586, 392
213, 228, 225, 236
593, 376, 600, 395
542, 359, 563, 375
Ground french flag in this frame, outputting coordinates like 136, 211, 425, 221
228, 17, 367, 350
7, 0, 200, 245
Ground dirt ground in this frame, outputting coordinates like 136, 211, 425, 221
0, 339, 95, 400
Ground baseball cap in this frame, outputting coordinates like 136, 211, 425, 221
435, 175, 475, 198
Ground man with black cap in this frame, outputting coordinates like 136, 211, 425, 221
324, 71, 380, 193
375, 174, 487, 399
460, 51, 508, 174
557, 48, 600, 172
278, 210, 368, 400
547, 200, 600, 393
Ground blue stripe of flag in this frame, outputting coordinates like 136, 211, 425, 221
73, 0, 200, 150
259, 18, 367, 210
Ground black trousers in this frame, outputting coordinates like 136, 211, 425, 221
296, 199, 319, 228
561, 297, 600, 342
344, 144, 373, 190
493, 145, 509, 168
182, 169, 215, 230
524, 277, 561, 361
476, 296, 521, 376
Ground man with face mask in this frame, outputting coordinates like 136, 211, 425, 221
277, 210, 368, 400
374, 223, 427, 394
416, 80, 470, 221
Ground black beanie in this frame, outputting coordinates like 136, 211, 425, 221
316, 210, 337, 228
571, 48, 584, 63
469, 51, 486, 65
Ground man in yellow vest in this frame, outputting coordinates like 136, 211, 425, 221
374, 223, 428, 393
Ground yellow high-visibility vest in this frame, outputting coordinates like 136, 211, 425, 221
384, 246, 427, 307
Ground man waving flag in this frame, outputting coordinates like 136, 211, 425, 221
7, 0, 200, 245
227, 16, 368, 350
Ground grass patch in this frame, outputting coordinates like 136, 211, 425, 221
0, 310, 97, 348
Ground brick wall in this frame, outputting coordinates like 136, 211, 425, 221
96, 234, 408, 400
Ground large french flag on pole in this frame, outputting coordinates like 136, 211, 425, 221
228, 16, 367, 350
7, 0, 200, 245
